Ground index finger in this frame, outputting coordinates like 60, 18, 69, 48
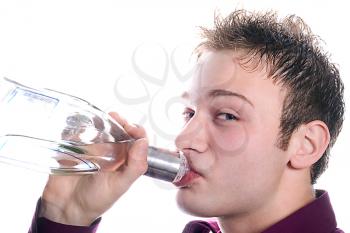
108, 112, 147, 139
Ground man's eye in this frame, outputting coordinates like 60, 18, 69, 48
216, 113, 238, 121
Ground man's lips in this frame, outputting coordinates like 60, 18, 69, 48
173, 159, 201, 187
173, 170, 200, 187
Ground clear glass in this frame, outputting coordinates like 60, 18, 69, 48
0, 78, 189, 185
0, 135, 101, 174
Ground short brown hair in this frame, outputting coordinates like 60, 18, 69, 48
196, 9, 344, 184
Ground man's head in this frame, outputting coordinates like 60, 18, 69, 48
194, 10, 344, 184
174, 9, 344, 219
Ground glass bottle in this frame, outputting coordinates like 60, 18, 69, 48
0, 77, 189, 186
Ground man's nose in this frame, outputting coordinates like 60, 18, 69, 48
175, 114, 208, 153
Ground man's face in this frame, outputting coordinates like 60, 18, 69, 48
175, 50, 290, 218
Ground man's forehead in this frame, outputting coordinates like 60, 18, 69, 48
197, 47, 249, 58
196, 49, 271, 73
187, 49, 287, 105
197, 49, 238, 63
193, 50, 262, 90
195, 49, 278, 84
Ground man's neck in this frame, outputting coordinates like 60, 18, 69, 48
218, 180, 315, 233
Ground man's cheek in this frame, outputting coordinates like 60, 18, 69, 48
212, 125, 249, 156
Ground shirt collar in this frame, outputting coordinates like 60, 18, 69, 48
262, 190, 337, 233
182, 190, 338, 233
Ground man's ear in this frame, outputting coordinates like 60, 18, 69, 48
288, 121, 330, 169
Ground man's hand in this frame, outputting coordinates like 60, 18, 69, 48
40, 112, 148, 226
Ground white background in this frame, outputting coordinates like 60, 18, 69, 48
0, 0, 349, 232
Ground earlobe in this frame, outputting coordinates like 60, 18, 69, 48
289, 121, 330, 169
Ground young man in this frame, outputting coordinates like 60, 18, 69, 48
29, 9, 345, 233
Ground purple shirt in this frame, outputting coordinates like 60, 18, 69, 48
29, 190, 344, 233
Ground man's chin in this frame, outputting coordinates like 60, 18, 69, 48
175, 191, 213, 217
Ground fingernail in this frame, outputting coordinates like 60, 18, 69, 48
131, 123, 140, 128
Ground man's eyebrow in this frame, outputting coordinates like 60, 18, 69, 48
180, 89, 254, 108
208, 89, 254, 108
